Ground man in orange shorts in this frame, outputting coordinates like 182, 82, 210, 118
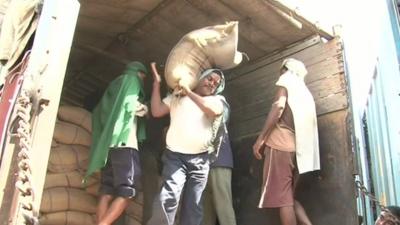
253, 58, 320, 225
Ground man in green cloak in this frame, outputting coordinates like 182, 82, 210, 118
85, 61, 148, 225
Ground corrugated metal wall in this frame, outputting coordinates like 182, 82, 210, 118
364, 69, 399, 205
354, 1, 400, 224
360, 62, 400, 224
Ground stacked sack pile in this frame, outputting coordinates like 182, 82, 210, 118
39, 105, 146, 225
125, 191, 144, 225
39, 105, 97, 225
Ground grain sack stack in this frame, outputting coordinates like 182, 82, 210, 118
40, 105, 97, 225
41, 105, 146, 225
126, 192, 144, 224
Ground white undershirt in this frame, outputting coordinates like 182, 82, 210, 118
163, 94, 222, 154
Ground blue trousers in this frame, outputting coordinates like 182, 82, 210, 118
99, 147, 141, 198
147, 149, 210, 225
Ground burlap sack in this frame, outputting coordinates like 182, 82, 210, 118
85, 182, 99, 196
39, 211, 95, 225
134, 191, 144, 205
92, 170, 101, 179
125, 200, 143, 222
125, 214, 142, 225
40, 187, 97, 214
51, 139, 59, 148
58, 105, 92, 133
47, 144, 89, 173
164, 21, 243, 91
44, 171, 97, 189
53, 121, 91, 146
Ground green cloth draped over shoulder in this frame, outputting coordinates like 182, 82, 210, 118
85, 62, 148, 181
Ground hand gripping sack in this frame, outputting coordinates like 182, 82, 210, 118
164, 21, 243, 91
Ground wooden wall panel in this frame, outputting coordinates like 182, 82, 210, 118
225, 38, 347, 141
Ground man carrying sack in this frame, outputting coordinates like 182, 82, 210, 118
148, 62, 225, 225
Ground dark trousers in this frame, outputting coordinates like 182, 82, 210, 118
147, 149, 210, 225
140, 144, 163, 224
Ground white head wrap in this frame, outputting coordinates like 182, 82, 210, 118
281, 58, 308, 80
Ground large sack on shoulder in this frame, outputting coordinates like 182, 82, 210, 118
44, 171, 97, 189
48, 145, 89, 173
39, 211, 95, 225
165, 21, 243, 91
40, 187, 97, 214
53, 121, 91, 146
58, 105, 92, 133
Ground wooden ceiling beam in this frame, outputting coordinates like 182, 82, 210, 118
264, 0, 334, 40
74, 42, 129, 65
65, 0, 174, 89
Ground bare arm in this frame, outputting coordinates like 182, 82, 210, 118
187, 89, 222, 118
150, 62, 170, 117
180, 81, 222, 118
253, 87, 287, 159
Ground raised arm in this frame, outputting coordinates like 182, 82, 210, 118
150, 62, 169, 117
252, 87, 288, 160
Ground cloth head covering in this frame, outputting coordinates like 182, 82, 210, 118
197, 69, 227, 161
281, 58, 308, 80
85, 62, 148, 182
199, 68, 225, 94
124, 61, 148, 76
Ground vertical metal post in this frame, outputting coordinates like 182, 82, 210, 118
1, 0, 80, 224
